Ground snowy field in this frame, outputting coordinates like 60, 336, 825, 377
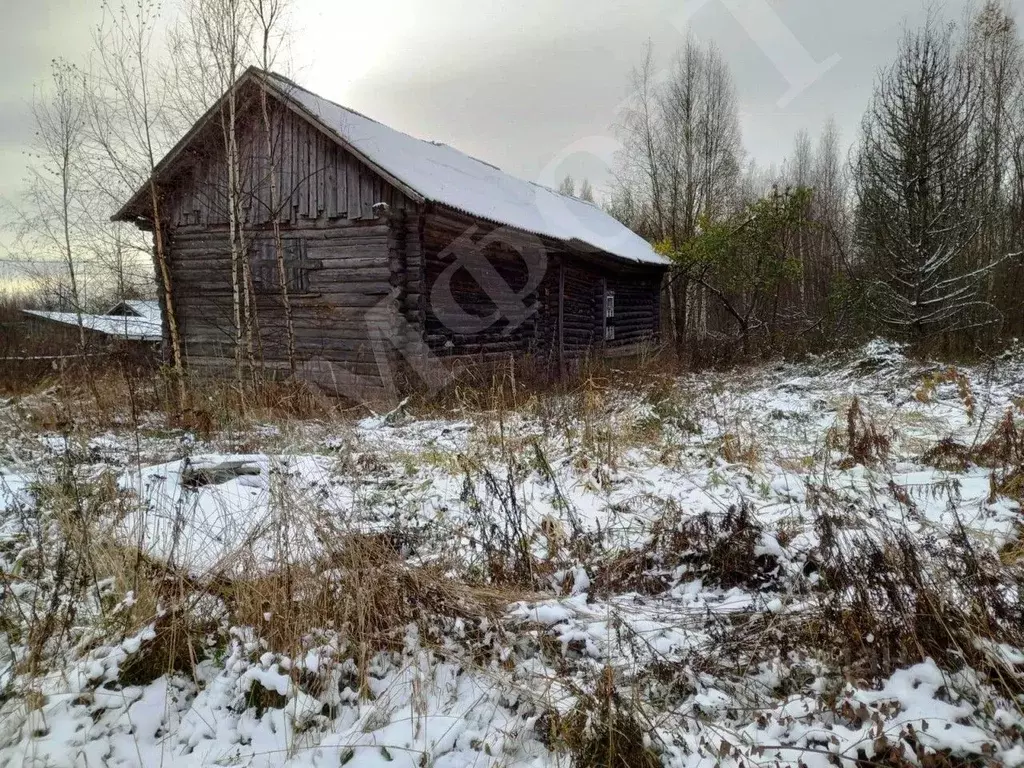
0, 340, 1021, 767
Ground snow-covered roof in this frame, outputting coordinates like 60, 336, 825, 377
23, 309, 162, 342
106, 300, 161, 322
262, 72, 668, 267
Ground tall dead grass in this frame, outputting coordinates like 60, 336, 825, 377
0, 438, 528, 702
1, 344, 1022, 767
8, 361, 349, 437
415, 346, 679, 415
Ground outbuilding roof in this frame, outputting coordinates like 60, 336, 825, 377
24, 304, 162, 342
105, 300, 161, 322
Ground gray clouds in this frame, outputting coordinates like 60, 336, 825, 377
293, 0, 986, 190
0, 1, 99, 146
0, 0, 996, 243
0, 1, 99, 251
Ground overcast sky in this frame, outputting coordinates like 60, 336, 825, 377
0, 0, 1001, 263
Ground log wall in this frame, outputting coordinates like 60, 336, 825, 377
607, 271, 662, 347
420, 211, 542, 362
150, 87, 663, 396
168, 220, 400, 382
412, 206, 665, 370
148, 87, 419, 398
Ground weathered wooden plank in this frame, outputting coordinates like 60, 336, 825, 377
302, 292, 396, 308
362, 174, 376, 218
302, 119, 313, 219
311, 132, 320, 216
291, 109, 301, 218
326, 140, 338, 218
310, 278, 392, 294
313, 268, 392, 283
315, 256, 390, 270
337, 148, 348, 217
307, 126, 316, 217
347, 155, 361, 220
258, 136, 271, 219
281, 107, 292, 222
172, 227, 389, 250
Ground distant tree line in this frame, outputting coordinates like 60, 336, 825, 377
611, 2, 1024, 362
558, 175, 596, 203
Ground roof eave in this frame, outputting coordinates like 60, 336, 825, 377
112, 68, 270, 224
428, 202, 667, 269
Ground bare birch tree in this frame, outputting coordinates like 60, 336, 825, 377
169, 0, 259, 386
613, 39, 742, 350
89, 0, 186, 390
812, 118, 850, 269
967, 1, 1022, 211
614, 42, 666, 241
965, 1, 1024, 336
19, 59, 91, 348
1009, 67, 1024, 332
784, 129, 814, 307
249, 0, 297, 375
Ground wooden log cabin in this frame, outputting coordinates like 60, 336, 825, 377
114, 68, 669, 399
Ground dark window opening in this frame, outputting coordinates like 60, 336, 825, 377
251, 239, 319, 294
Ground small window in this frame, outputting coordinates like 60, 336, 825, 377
251, 239, 315, 294
603, 288, 615, 341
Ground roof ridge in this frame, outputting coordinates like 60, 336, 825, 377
526, 179, 603, 208
254, 67, 386, 129
257, 69, 534, 184
254, 67, 601, 212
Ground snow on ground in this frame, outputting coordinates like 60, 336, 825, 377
0, 340, 1021, 767
120, 453, 347, 573
0, 469, 28, 513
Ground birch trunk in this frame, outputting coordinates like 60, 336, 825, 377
260, 81, 297, 374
